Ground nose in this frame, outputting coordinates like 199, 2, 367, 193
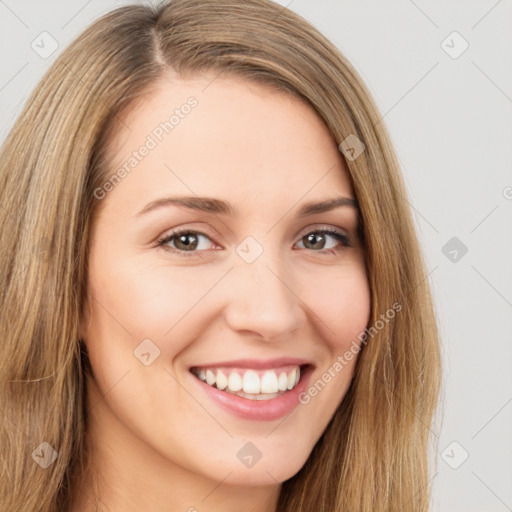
222, 250, 303, 341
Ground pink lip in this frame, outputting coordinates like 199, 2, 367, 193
189, 364, 314, 421
189, 357, 313, 371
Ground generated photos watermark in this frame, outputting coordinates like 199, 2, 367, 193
298, 301, 402, 404
93, 96, 198, 200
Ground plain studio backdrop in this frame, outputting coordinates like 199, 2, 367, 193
0, 1, 511, 511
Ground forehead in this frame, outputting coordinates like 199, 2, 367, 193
100, 74, 354, 213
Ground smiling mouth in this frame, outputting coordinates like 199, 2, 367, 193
190, 364, 310, 401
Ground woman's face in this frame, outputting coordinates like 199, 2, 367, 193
80, 74, 370, 488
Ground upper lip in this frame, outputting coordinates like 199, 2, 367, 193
189, 357, 314, 370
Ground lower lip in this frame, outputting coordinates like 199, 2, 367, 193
189, 365, 314, 421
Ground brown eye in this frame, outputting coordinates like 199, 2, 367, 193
157, 230, 215, 257
302, 232, 327, 250
296, 229, 351, 252
173, 232, 200, 251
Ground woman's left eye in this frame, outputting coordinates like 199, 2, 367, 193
296, 229, 351, 253
156, 228, 351, 258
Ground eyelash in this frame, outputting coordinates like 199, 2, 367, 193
156, 227, 352, 258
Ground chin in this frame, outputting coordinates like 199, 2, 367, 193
200, 452, 308, 487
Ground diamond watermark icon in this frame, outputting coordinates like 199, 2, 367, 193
441, 31, 469, 59
237, 442, 262, 468
236, 236, 264, 263
442, 236, 468, 263
32, 442, 58, 469
31, 31, 59, 59
134, 338, 161, 366
338, 134, 365, 161
441, 441, 469, 469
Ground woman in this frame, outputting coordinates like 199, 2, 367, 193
0, 1, 442, 510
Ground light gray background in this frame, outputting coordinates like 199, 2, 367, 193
1, 1, 511, 511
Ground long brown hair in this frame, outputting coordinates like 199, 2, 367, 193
0, 1, 442, 510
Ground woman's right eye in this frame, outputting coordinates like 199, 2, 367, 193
156, 230, 216, 257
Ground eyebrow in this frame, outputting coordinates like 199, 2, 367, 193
135, 195, 359, 217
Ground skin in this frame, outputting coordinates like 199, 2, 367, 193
74, 73, 371, 512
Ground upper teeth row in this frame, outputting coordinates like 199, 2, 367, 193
194, 367, 301, 394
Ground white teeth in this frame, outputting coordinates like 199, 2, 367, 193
277, 372, 288, 391
192, 365, 304, 396
205, 369, 216, 386
216, 370, 228, 390
242, 370, 260, 394
261, 370, 279, 393
228, 371, 243, 392
286, 369, 296, 390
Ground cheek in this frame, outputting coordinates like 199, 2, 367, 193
86, 249, 218, 342
288, 263, 370, 439
300, 262, 371, 351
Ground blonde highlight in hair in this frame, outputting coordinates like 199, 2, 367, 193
0, 1, 442, 510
